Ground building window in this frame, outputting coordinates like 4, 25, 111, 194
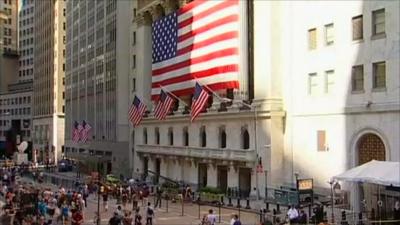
155, 127, 160, 144
183, 127, 189, 146
132, 78, 136, 92
372, 9, 385, 36
241, 127, 250, 149
132, 55, 136, 69
143, 128, 147, 144
133, 32, 136, 45
324, 23, 334, 46
219, 127, 226, 148
317, 130, 327, 151
308, 73, 318, 95
200, 126, 206, 147
352, 15, 363, 41
308, 28, 317, 50
168, 127, 173, 145
325, 70, 334, 93
373, 61, 386, 89
352, 65, 364, 92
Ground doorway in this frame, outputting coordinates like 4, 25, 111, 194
239, 168, 251, 198
198, 163, 208, 188
217, 166, 228, 193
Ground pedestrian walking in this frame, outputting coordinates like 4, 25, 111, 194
108, 212, 121, 225
134, 208, 143, 225
123, 211, 133, 225
146, 202, 154, 225
232, 214, 242, 225
154, 186, 162, 208
207, 209, 217, 225
103, 191, 109, 212
71, 209, 84, 225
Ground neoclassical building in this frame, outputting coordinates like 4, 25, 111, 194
130, 0, 285, 198
130, 0, 400, 204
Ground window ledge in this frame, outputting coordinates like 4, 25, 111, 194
372, 87, 386, 92
352, 39, 364, 44
371, 33, 386, 40
351, 90, 365, 94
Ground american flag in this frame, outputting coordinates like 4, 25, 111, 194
154, 90, 175, 120
72, 121, 81, 143
151, 0, 240, 99
80, 120, 92, 143
128, 96, 147, 126
191, 82, 209, 122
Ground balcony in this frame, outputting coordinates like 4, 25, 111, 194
136, 144, 256, 162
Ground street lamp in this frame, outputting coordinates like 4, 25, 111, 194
328, 180, 341, 224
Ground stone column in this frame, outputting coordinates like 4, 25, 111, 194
135, 11, 153, 106
227, 163, 239, 189
207, 163, 217, 187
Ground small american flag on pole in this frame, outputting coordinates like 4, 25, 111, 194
191, 82, 209, 122
154, 90, 175, 120
80, 120, 92, 143
72, 121, 81, 143
151, 0, 240, 99
128, 96, 147, 126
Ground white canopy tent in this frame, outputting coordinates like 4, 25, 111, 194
332, 160, 400, 187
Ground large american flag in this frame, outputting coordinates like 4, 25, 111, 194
154, 90, 175, 120
128, 96, 147, 126
72, 121, 81, 143
151, 0, 240, 99
191, 82, 209, 122
80, 120, 92, 143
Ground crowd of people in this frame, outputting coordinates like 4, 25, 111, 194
0, 165, 161, 225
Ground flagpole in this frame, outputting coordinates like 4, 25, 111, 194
159, 85, 190, 108
193, 79, 231, 103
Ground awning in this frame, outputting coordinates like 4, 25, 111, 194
332, 160, 400, 187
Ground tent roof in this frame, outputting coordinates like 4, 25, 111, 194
333, 160, 400, 187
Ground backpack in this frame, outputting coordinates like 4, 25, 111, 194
147, 207, 154, 216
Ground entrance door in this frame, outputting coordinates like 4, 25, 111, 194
239, 168, 251, 198
155, 158, 161, 184
198, 163, 207, 188
217, 166, 228, 193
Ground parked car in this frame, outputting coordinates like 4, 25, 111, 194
58, 159, 73, 172
105, 174, 120, 185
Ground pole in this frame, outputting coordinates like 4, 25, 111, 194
198, 196, 201, 219
181, 195, 184, 216
166, 192, 169, 213
330, 181, 334, 225
97, 160, 101, 225
218, 202, 221, 223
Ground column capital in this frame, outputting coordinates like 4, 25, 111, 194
135, 11, 152, 26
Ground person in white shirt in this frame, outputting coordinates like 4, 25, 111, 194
207, 209, 217, 225
287, 205, 299, 223
230, 213, 236, 225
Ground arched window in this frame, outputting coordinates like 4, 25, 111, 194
143, 128, 147, 144
183, 127, 189, 146
219, 126, 226, 148
168, 127, 173, 145
241, 127, 250, 149
200, 126, 206, 147
155, 127, 160, 145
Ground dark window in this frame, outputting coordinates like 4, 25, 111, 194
373, 61, 386, 89
143, 128, 147, 144
155, 127, 160, 145
183, 127, 189, 146
351, 65, 364, 92
168, 128, 173, 145
242, 128, 250, 149
200, 126, 206, 147
219, 127, 226, 148
352, 15, 363, 40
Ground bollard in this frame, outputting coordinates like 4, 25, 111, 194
259, 209, 263, 223
166, 194, 169, 213
236, 198, 241, 208
218, 202, 221, 223
245, 198, 251, 209
273, 209, 277, 224
357, 212, 363, 225
197, 196, 201, 219
228, 197, 233, 207
277, 204, 280, 214
265, 201, 270, 212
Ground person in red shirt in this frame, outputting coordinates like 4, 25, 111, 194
71, 209, 84, 225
